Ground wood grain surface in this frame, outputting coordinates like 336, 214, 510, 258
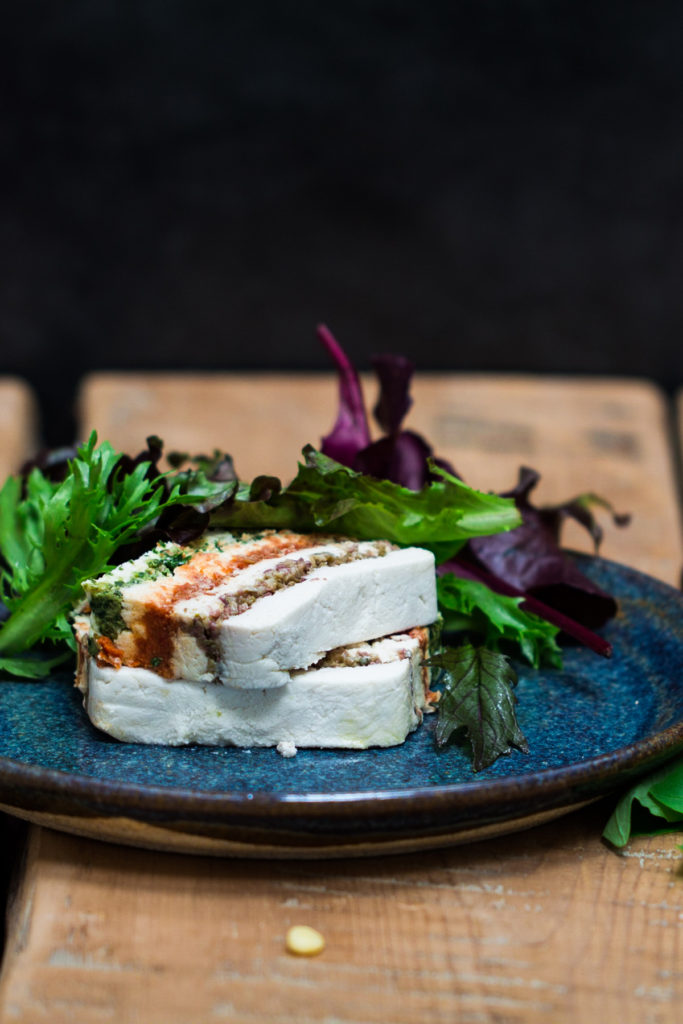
0, 378, 37, 480
2, 804, 682, 1024
1, 373, 682, 1024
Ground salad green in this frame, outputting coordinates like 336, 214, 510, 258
0, 434, 185, 676
213, 447, 521, 560
0, 327, 633, 776
428, 643, 529, 770
0, 432, 519, 664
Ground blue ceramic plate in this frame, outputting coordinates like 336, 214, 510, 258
0, 555, 682, 858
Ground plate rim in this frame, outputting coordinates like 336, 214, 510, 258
1, 722, 682, 820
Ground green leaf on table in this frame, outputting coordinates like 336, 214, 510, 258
603, 756, 683, 847
429, 642, 529, 771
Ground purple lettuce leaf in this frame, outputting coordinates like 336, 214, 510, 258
371, 353, 415, 433
318, 324, 371, 465
320, 329, 457, 488
465, 466, 629, 632
114, 435, 166, 481
363, 352, 458, 486
354, 431, 436, 491
318, 326, 626, 652
354, 430, 457, 490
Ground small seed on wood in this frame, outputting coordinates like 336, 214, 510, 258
285, 925, 325, 956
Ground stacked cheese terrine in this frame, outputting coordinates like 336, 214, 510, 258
74, 529, 440, 750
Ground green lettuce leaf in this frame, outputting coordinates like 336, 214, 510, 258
429, 643, 529, 771
0, 433, 184, 675
603, 756, 683, 847
437, 572, 562, 669
211, 447, 521, 560
0, 650, 72, 678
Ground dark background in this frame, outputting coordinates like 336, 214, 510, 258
1, 1, 682, 445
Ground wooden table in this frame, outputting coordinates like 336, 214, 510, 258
1, 372, 682, 1024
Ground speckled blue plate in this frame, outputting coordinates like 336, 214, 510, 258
0, 555, 682, 858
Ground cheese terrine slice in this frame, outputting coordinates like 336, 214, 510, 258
81, 530, 438, 688
75, 624, 440, 749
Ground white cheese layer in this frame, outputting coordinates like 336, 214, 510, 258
80, 633, 433, 749
208, 546, 437, 687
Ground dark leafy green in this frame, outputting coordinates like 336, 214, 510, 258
429, 643, 529, 771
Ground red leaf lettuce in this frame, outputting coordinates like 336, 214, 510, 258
319, 325, 628, 655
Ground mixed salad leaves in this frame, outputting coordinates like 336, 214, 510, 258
0, 325, 646, 781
